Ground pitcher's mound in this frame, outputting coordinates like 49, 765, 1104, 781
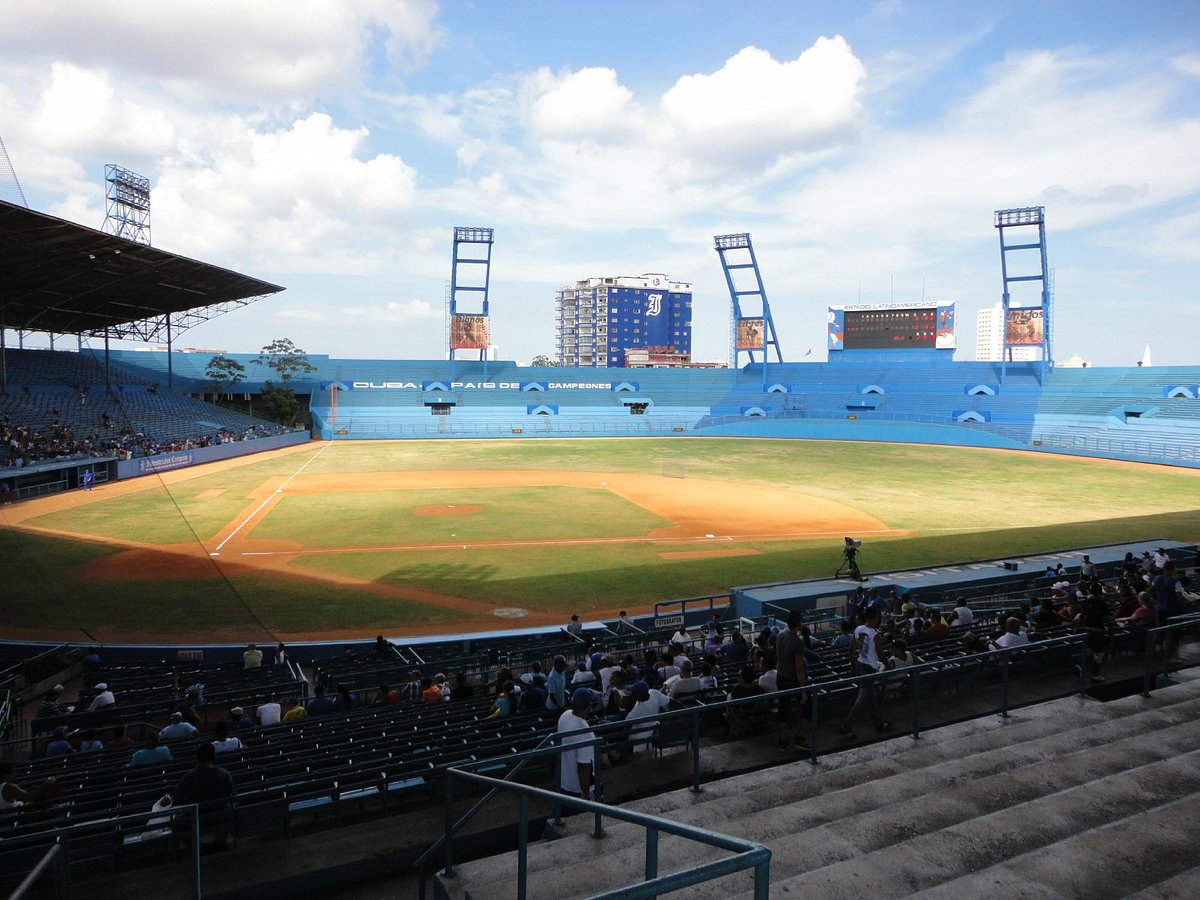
411, 504, 482, 517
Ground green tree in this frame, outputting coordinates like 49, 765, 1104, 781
258, 382, 303, 425
204, 354, 246, 404
254, 338, 317, 384
530, 354, 559, 367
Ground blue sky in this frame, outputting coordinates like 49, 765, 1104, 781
1, 0, 1197, 366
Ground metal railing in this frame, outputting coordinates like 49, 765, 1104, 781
436, 758, 771, 899
1142, 612, 1200, 695
2, 803, 203, 899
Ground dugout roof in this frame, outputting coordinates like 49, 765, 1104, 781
0, 199, 284, 341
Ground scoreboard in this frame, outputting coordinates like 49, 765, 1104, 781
828, 303, 956, 351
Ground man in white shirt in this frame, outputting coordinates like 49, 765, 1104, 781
552, 689, 596, 827
1080, 555, 1096, 579
990, 618, 1031, 650
663, 660, 701, 699
625, 680, 671, 743
838, 607, 890, 739
257, 695, 282, 726
670, 627, 690, 647
87, 683, 116, 712
951, 599, 974, 628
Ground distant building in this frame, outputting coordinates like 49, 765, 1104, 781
975, 301, 1038, 362
556, 274, 691, 367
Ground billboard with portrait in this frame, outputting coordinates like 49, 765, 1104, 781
935, 303, 956, 349
736, 317, 764, 350
451, 314, 490, 350
1005, 307, 1044, 346
827, 308, 845, 350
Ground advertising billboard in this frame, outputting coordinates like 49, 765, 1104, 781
1005, 307, 1044, 346
935, 304, 956, 350
736, 317, 764, 350
451, 314, 490, 350
827, 308, 845, 350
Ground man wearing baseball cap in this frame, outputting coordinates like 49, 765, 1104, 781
552, 688, 596, 827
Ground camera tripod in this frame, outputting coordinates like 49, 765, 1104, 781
834, 550, 865, 582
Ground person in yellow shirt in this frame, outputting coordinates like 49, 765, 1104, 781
282, 697, 308, 723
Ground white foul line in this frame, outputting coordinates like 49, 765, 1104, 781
211, 442, 332, 555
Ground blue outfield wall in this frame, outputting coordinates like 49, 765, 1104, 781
115, 430, 310, 479
94, 349, 1200, 467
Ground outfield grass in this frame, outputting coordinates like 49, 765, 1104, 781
5, 438, 1200, 638
249, 486, 669, 547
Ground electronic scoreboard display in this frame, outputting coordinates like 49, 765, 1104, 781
842, 308, 938, 349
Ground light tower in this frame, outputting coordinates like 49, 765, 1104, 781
714, 233, 783, 388
448, 226, 494, 380
994, 206, 1052, 382
102, 164, 151, 245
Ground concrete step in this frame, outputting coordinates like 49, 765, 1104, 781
436, 680, 1200, 898
1126, 863, 1200, 899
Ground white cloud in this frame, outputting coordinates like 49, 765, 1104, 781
661, 39, 866, 168
1171, 53, 1200, 79
0, 0, 442, 101
523, 66, 646, 139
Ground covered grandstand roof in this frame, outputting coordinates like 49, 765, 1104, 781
0, 199, 283, 340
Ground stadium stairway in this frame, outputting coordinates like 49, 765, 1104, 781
435, 669, 1200, 899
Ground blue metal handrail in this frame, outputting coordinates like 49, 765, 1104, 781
440, 767, 771, 899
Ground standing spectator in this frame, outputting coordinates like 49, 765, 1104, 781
551, 689, 596, 827
1080, 554, 1096, 579
1153, 561, 1186, 656
615, 611, 634, 634
243, 643, 263, 669
273, 642, 289, 668
87, 683, 115, 712
775, 609, 811, 752
545, 656, 568, 715
838, 606, 890, 740
173, 744, 235, 849
373, 635, 392, 657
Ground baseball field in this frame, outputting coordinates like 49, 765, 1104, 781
3, 437, 1199, 643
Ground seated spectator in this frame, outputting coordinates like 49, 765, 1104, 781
258, 694, 283, 725
625, 681, 670, 744
450, 673, 475, 702
106, 725, 135, 749
45, 725, 73, 757
566, 613, 584, 637
370, 683, 399, 707
990, 618, 1031, 650
243, 643, 263, 669
227, 707, 254, 732
520, 674, 549, 714
697, 660, 719, 691
731, 665, 766, 699
306, 684, 336, 716
87, 682, 116, 712
83, 646, 102, 665
373, 634, 392, 657
925, 611, 949, 640
962, 632, 988, 654
159, 712, 199, 742
669, 625, 691, 647
1030, 597, 1058, 631
570, 662, 597, 688
664, 660, 702, 700
173, 743, 235, 849
757, 652, 778, 693
37, 684, 74, 718
332, 685, 356, 712
830, 620, 855, 650
401, 670, 424, 702
721, 630, 750, 663
488, 681, 518, 718
130, 733, 173, 767
211, 722, 244, 754
78, 728, 103, 752
0, 761, 59, 809
420, 677, 444, 704
281, 697, 307, 723
950, 598, 974, 628
1118, 592, 1157, 629
638, 650, 663, 688
885, 639, 924, 669
519, 661, 543, 686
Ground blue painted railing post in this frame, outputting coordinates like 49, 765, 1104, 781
443, 770, 456, 877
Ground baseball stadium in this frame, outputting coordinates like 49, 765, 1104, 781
2, 196, 1200, 898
